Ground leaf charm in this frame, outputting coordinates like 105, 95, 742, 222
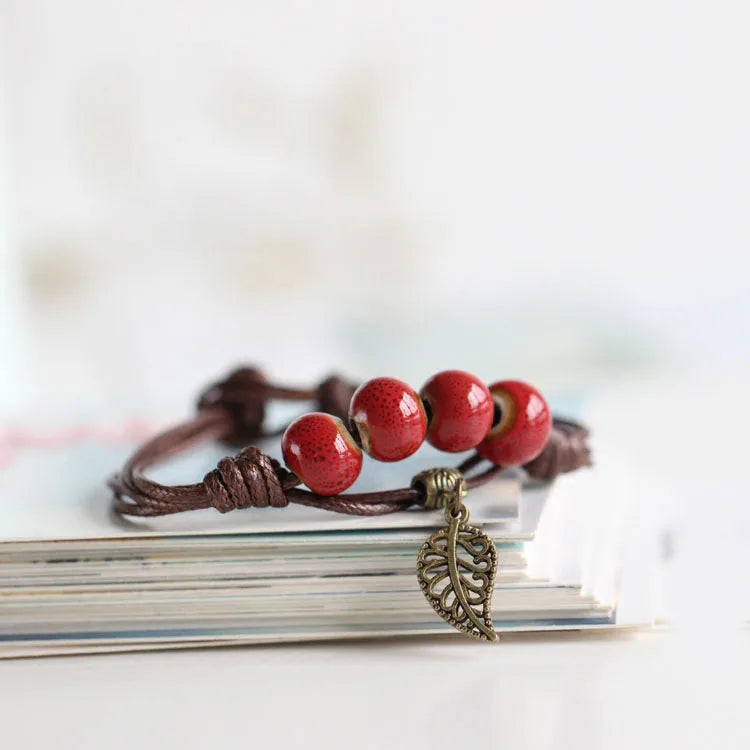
417, 507, 499, 642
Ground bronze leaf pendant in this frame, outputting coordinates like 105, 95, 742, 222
416, 473, 499, 642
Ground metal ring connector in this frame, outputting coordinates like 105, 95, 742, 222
411, 468, 467, 510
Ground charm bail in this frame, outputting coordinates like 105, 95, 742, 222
411, 467, 467, 510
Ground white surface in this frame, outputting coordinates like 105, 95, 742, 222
1, 629, 747, 749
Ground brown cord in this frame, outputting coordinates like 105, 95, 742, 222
109, 366, 592, 518
524, 417, 592, 481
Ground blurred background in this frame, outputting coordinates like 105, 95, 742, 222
1, 2, 749, 625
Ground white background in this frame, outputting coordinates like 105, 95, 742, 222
1, 631, 748, 749
2, 0, 748, 401
1, 2, 749, 747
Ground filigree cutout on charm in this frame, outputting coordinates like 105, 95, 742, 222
416, 472, 499, 642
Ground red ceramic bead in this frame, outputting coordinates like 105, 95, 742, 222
348, 377, 427, 462
420, 370, 494, 452
476, 380, 552, 466
281, 412, 362, 496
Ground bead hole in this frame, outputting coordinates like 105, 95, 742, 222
422, 398, 433, 425
348, 419, 363, 448
492, 402, 503, 428
413, 478, 427, 503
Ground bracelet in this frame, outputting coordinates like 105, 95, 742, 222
109, 365, 591, 641
110, 366, 590, 519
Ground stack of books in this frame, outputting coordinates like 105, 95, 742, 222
0, 424, 646, 658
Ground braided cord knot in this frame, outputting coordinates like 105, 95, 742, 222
524, 419, 592, 481
203, 446, 290, 513
316, 374, 357, 422
197, 367, 268, 445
